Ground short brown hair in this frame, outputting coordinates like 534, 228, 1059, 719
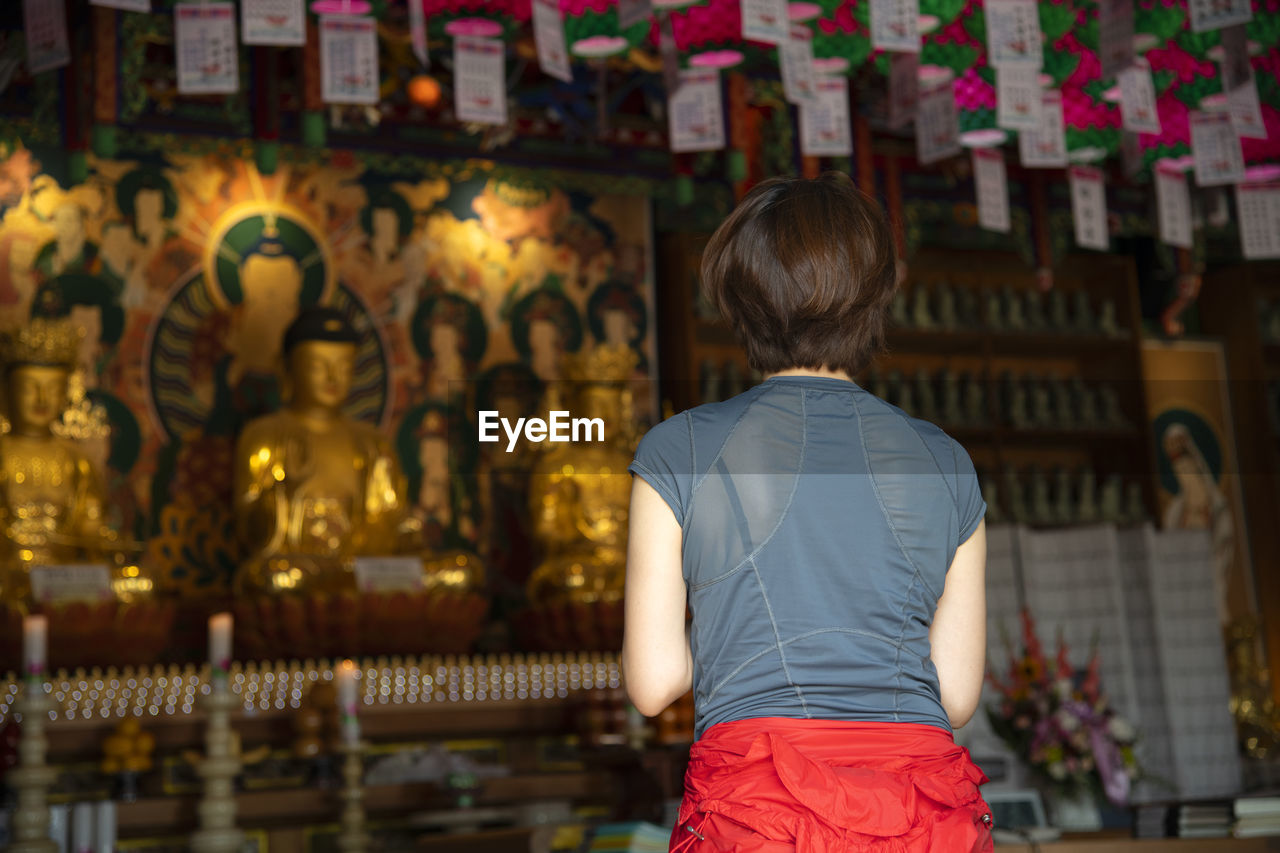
701, 173, 897, 377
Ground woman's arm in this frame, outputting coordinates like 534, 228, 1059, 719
930, 520, 987, 729
622, 477, 691, 718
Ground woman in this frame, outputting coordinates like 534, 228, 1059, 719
623, 174, 993, 852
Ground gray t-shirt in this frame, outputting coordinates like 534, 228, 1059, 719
629, 375, 985, 740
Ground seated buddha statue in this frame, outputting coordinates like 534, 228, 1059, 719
233, 308, 409, 595
0, 318, 114, 575
526, 345, 640, 609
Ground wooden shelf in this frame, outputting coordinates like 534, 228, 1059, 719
996, 832, 1277, 851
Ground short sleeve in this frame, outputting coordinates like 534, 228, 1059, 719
629, 411, 693, 524
952, 439, 986, 542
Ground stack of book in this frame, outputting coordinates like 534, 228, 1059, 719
1132, 800, 1233, 838
1234, 795, 1280, 838
588, 821, 671, 853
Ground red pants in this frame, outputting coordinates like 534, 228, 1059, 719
669, 718, 995, 852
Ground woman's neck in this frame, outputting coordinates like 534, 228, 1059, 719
764, 366, 855, 382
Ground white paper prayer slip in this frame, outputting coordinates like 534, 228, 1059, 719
617, 0, 653, 30
985, 0, 1043, 67
241, 0, 306, 46
973, 147, 1012, 233
1069, 165, 1108, 250
888, 52, 919, 129
742, 0, 789, 44
409, 0, 428, 66
1017, 90, 1066, 167
800, 76, 853, 156
1236, 183, 1280, 260
1155, 166, 1194, 249
669, 68, 726, 152
871, 0, 921, 53
320, 15, 379, 104
454, 35, 508, 125
1190, 110, 1245, 186
996, 64, 1043, 131
175, 2, 239, 95
533, 0, 572, 82
89, 0, 151, 11
780, 25, 818, 103
24, 0, 71, 73
30, 564, 113, 604
1118, 66, 1161, 134
1096, 0, 1134, 80
1188, 0, 1252, 33
916, 82, 961, 165
353, 556, 426, 593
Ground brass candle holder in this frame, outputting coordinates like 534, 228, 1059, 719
8, 680, 58, 853
190, 683, 245, 853
336, 741, 369, 853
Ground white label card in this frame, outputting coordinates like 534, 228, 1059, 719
1188, 0, 1252, 33
1228, 78, 1266, 140
1018, 90, 1067, 167
1155, 167, 1194, 249
353, 556, 426, 593
1190, 110, 1245, 186
1237, 184, 1280, 260
241, 0, 306, 47
175, 3, 239, 95
742, 0, 789, 44
871, 0, 921, 53
1097, 0, 1134, 79
780, 25, 817, 103
617, 0, 653, 30
30, 564, 112, 604
996, 64, 1043, 130
24, 0, 71, 73
533, 0, 572, 83
320, 15, 379, 104
409, 0, 429, 67
973, 147, 1011, 233
89, 0, 151, 11
800, 76, 853, 156
985, 0, 1043, 67
1069, 165, 1109, 250
669, 69, 725, 152
916, 82, 961, 165
1118, 66, 1161, 134
454, 35, 508, 125
888, 52, 919, 129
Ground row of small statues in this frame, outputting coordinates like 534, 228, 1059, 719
892, 284, 1125, 337
1258, 299, 1280, 344
981, 465, 1149, 527
867, 369, 1130, 431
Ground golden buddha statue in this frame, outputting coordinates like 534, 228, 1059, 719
233, 307, 411, 596
525, 345, 639, 609
0, 318, 113, 572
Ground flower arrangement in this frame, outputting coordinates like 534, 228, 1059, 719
986, 609, 1140, 807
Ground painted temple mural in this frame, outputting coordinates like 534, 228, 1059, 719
0, 139, 657, 630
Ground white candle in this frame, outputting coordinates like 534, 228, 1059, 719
72, 802, 94, 853
93, 801, 116, 853
336, 659, 360, 746
23, 615, 47, 679
208, 612, 233, 680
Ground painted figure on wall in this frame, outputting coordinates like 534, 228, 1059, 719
396, 402, 479, 554
510, 286, 583, 384
412, 291, 487, 400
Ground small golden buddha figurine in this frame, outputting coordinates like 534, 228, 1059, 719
0, 318, 113, 572
525, 345, 640, 609
233, 307, 410, 595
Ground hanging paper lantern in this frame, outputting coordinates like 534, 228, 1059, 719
407, 74, 444, 108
